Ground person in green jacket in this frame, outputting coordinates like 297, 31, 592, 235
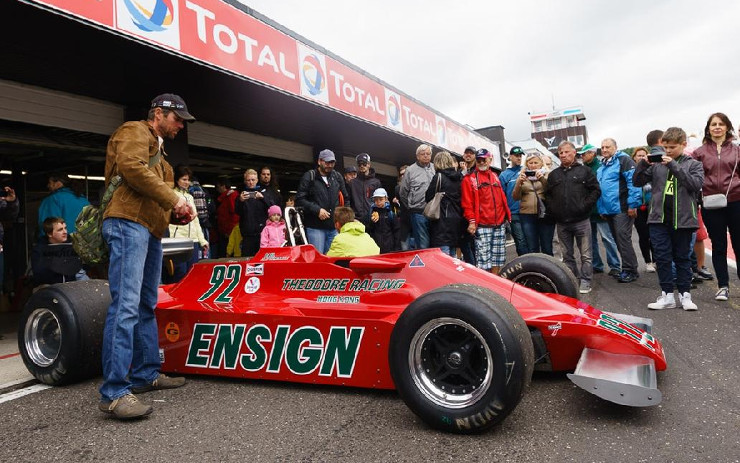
326, 207, 380, 257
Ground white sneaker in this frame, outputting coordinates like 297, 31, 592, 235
645, 262, 656, 273
680, 292, 698, 311
648, 291, 676, 310
715, 287, 729, 301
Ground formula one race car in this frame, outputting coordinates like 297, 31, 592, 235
18, 244, 666, 433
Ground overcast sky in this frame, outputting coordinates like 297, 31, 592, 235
237, 0, 740, 149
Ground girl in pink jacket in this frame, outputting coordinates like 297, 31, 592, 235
260, 205, 286, 248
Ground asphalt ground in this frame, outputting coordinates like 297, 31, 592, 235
1, 237, 739, 462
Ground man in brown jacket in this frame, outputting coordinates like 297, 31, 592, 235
98, 94, 196, 420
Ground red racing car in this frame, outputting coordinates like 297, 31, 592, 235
18, 244, 666, 433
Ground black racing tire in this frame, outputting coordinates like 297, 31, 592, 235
18, 280, 110, 386
499, 253, 580, 299
389, 284, 534, 434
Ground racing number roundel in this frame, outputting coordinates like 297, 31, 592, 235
165, 322, 180, 342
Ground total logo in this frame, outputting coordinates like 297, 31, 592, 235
435, 116, 447, 146
122, 0, 174, 32
116, 0, 181, 49
385, 89, 403, 131
302, 54, 326, 96
298, 44, 329, 104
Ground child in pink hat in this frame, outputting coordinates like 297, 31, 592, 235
260, 205, 287, 248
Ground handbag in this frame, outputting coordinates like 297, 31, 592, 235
703, 149, 738, 210
531, 180, 546, 219
423, 174, 444, 220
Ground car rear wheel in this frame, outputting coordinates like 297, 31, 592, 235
499, 253, 579, 298
389, 284, 534, 433
18, 280, 110, 385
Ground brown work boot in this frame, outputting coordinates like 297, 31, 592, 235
131, 373, 186, 394
99, 393, 152, 419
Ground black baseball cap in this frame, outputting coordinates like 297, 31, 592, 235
509, 146, 524, 156
464, 146, 476, 153
151, 93, 196, 122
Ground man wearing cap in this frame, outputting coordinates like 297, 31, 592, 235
348, 153, 382, 225
457, 146, 478, 263
343, 166, 357, 185
296, 149, 351, 254
461, 146, 477, 176
98, 93, 196, 419
461, 149, 511, 274
580, 144, 621, 275
498, 146, 529, 256
545, 141, 601, 294
399, 144, 436, 249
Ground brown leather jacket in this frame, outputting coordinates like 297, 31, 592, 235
103, 121, 178, 238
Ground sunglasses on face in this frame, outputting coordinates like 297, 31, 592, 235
358, 162, 368, 166
476, 158, 488, 163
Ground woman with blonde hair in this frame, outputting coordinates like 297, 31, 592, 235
424, 151, 464, 256
512, 155, 555, 255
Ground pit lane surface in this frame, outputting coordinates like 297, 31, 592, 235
1, 247, 739, 462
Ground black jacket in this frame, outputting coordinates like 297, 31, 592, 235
31, 236, 82, 286
425, 168, 464, 248
366, 203, 399, 253
544, 164, 601, 224
235, 185, 270, 236
296, 168, 351, 230
348, 168, 382, 224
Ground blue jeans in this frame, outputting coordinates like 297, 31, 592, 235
410, 213, 430, 249
519, 214, 555, 256
306, 227, 337, 254
591, 220, 620, 271
438, 246, 457, 257
509, 214, 529, 255
100, 218, 163, 401
459, 233, 476, 264
171, 241, 200, 283
650, 224, 693, 294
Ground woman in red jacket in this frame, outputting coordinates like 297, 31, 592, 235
691, 112, 740, 301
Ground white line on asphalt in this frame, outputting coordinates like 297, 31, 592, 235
0, 384, 51, 404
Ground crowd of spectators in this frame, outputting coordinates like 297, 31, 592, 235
6, 113, 738, 311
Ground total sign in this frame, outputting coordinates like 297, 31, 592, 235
116, 0, 182, 49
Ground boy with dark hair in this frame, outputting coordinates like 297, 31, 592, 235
634, 127, 704, 310
326, 206, 380, 257
646, 129, 664, 148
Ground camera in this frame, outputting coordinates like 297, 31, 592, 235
170, 212, 191, 225
524, 170, 536, 179
648, 153, 664, 163
0, 189, 7, 198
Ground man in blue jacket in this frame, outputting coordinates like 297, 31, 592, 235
498, 146, 528, 255
596, 138, 642, 283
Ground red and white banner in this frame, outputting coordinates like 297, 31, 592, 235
25, 0, 496, 158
